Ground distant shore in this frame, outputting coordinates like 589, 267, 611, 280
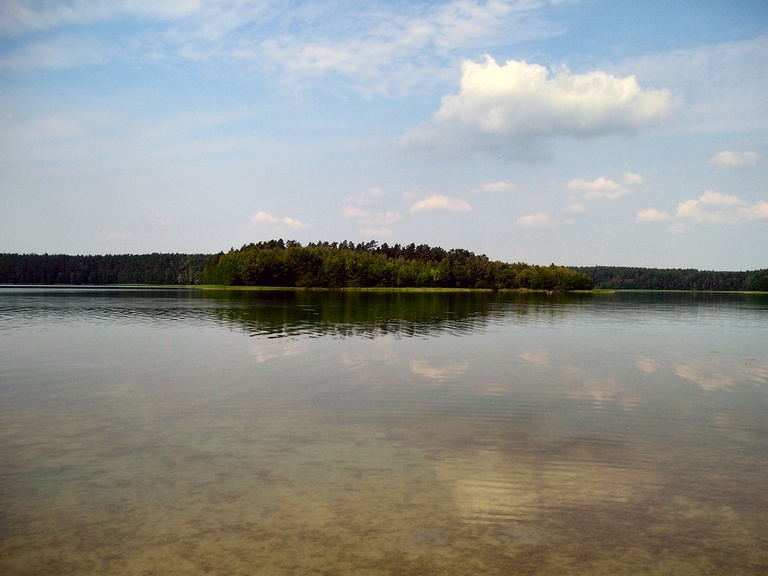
2, 247, 766, 291
4, 284, 767, 296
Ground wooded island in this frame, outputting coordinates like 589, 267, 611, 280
202, 240, 593, 290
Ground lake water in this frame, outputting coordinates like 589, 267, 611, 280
1, 287, 767, 575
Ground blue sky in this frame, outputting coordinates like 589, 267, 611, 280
1, 0, 766, 270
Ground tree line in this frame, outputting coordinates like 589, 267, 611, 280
0, 253, 209, 285
4, 245, 764, 291
202, 240, 594, 290
573, 266, 768, 291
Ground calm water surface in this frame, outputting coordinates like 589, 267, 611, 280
1, 287, 767, 575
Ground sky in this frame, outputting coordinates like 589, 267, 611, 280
1, 1, 767, 270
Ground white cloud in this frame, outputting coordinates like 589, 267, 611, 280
638, 190, 768, 229
568, 177, 628, 200
366, 186, 385, 199
584, 188, 628, 200
399, 56, 675, 158
0, 1, 637, 104
623, 172, 645, 185
740, 201, 768, 220
402, 187, 421, 201
343, 188, 402, 235
634, 191, 768, 232
360, 227, 394, 238
709, 150, 760, 169
253, 0, 558, 97
343, 205, 370, 219
380, 211, 403, 224
568, 177, 620, 192
250, 210, 311, 230
635, 208, 671, 222
410, 194, 471, 213
671, 191, 768, 225
676, 191, 743, 224
474, 181, 516, 193
566, 203, 585, 214
0, 1, 268, 70
282, 216, 311, 230
517, 212, 551, 227
250, 211, 279, 224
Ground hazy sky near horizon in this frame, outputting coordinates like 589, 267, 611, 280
1, 1, 766, 269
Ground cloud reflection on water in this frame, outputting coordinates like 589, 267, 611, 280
634, 355, 661, 373
518, 350, 550, 367
3, 287, 767, 574
410, 360, 471, 382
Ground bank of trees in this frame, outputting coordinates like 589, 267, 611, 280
4, 247, 766, 291
574, 266, 768, 291
202, 240, 594, 290
0, 253, 210, 285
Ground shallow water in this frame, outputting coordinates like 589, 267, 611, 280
1, 287, 767, 575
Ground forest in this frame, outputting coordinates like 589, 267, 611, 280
3, 243, 767, 291
0, 241, 593, 290
201, 240, 594, 290
0, 253, 209, 285
573, 266, 768, 292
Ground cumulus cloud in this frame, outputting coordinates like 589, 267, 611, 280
635, 208, 671, 222
709, 150, 760, 169
638, 191, 768, 229
343, 187, 402, 237
399, 56, 675, 158
474, 181, 516, 193
568, 177, 628, 200
623, 172, 645, 185
741, 201, 768, 220
675, 190, 768, 224
410, 194, 471, 213
566, 203, 585, 214
250, 211, 280, 224
250, 210, 311, 230
342, 205, 370, 219
517, 212, 552, 227
568, 177, 620, 192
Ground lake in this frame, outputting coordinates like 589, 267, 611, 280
1, 287, 767, 575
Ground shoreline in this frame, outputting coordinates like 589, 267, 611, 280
2, 284, 767, 295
